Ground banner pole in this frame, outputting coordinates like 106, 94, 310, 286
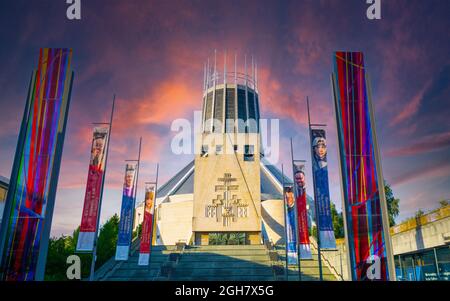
281, 164, 288, 280
131, 138, 142, 240
290, 138, 302, 281
366, 73, 396, 280
148, 163, 159, 273
88, 95, 115, 281
307, 96, 323, 281
0, 72, 35, 280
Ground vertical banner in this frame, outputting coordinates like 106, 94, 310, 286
310, 129, 336, 249
283, 186, 297, 264
76, 127, 109, 251
332, 51, 392, 280
292, 163, 312, 259
115, 163, 138, 261
138, 184, 156, 266
0, 48, 73, 280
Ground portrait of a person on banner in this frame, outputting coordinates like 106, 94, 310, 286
294, 168, 306, 196
124, 165, 136, 192
90, 129, 108, 168
293, 164, 312, 259
144, 187, 155, 214
311, 129, 336, 249
312, 136, 327, 169
284, 186, 297, 264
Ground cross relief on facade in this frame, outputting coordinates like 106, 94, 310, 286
205, 173, 249, 226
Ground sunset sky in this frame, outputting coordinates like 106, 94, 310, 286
0, 0, 449, 236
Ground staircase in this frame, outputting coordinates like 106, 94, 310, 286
95, 244, 177, 281
170, 245, 274, 281
275, 247, 336, 281
97, 243, 337, 281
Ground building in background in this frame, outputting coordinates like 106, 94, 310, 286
0, 176, 9, 224
391, 204, 450, 281
320, 204, 450, 281
133, 54, 317, 246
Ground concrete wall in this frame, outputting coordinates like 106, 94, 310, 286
319, 238, 350, 280
323, 205, 450, 280
193, 132, 261, 232
391, 216, 450, 255
261, 199, 285, 244
154, 196, 286, 246
155, 199, 193, 245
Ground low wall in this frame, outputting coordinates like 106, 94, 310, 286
156, 200, 193, 245
323, 205, 450, 280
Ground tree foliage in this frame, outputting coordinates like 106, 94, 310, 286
384, 182, 400, 227
330, 181, 400, 239
45, 214, 120, 281
330, 202, 345, 239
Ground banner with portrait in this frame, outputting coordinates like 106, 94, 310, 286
138, 184, 156, 266
76, 126, 109, 252
292, 163, 312, 259
115, 163, 138, 261
284, 185, 298, 265
310, 129, 336, 249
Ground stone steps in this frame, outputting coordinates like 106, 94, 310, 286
171, 276, 275, 281
176, 261, 272, 269
170, 245, 274, 281
98, 243, 337, 281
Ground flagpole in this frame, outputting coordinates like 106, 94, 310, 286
148, 163, 159, 273
290, 138, 302, 281
132, 138, 143, 234
366, 73, 396, 280
281, 164, 288, 280
307, 96, 323, 281
89, 95, 115, 281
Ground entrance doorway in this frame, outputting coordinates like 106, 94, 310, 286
209, 232, 247, 245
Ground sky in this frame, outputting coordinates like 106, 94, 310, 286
0, 0, 449, 236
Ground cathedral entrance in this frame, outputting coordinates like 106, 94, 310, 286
209, 232, 247, 245
194, 232, 261, 245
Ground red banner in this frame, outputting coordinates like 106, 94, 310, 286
293, 163, 312, 259
138, 184, 156, 265
76, 127, 109, 252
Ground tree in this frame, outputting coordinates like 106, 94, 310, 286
439, 200, 449, 208
329, 181, 400, 240
95, 214, 120, 269
330, 202, 345, 239
384, 182, 400, 227
45, 214, 120, 280
415, 209, 425, 219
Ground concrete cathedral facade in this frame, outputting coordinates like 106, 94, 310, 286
134, 56, 314, 246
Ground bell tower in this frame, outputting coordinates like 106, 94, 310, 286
192, 52, 262, 245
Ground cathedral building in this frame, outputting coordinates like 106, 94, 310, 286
134, 55, 315, 246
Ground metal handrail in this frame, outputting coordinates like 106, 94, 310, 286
309, 236, 344, 281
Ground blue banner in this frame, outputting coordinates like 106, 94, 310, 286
311, 129, 336, 249
284, 186, 298, 265
115, 163, 137, 261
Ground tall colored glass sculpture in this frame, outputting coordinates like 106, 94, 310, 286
332, 51, 394, 281
0, 48, 73, 281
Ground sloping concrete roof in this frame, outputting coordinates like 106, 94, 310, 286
156, 157, 303, 202
0, 175, 9, 187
